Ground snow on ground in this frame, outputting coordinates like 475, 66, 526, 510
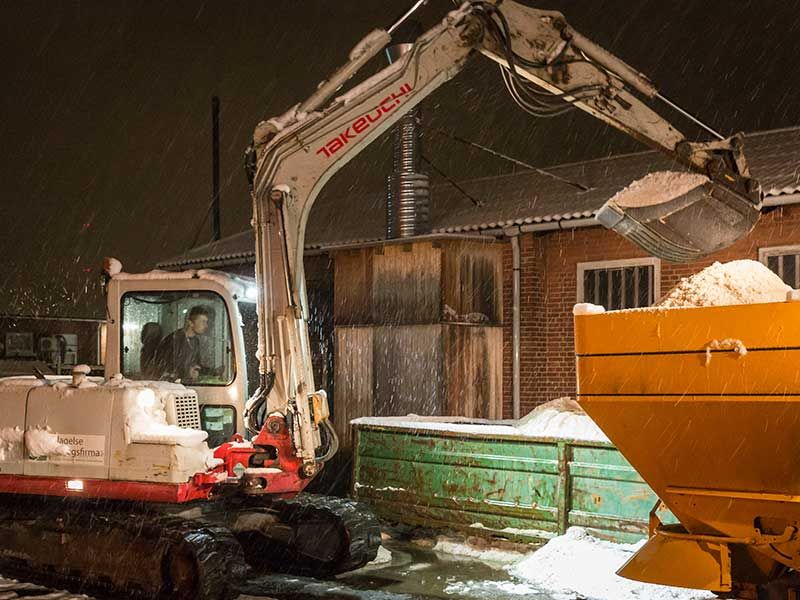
469, 522, 551, 539
353, 397, 609, 443
433, 527, 713, 599
608, 171, 709, 208
444, 579, 540, 597
0, 575, 89, 599
509, 527, 714, 600
656, 259, 791, 308
354, 483, 407, 493
434, 537, 527, 566
368, 545, 393, 565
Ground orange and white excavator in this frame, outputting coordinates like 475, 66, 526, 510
0, 1, 761, 598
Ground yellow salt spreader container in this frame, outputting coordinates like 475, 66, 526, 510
575, 297, 800, 599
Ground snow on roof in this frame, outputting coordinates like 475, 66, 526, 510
158, 126, 800, 269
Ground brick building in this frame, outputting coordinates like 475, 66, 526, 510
160, 126, 800, 421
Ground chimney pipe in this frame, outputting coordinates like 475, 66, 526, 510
385, 23, 429, 239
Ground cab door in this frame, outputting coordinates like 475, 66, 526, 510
113, 285, 245, 446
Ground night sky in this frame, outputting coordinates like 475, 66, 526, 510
2, 1, 799, 317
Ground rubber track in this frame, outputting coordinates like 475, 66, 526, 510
0, 500, 247, 600
271, 493, 382, 575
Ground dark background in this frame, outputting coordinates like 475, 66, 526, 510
2, 0, 798, 316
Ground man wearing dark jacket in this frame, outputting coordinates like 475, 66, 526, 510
155, 305, 210, 382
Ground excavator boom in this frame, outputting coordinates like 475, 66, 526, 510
249, 0, 762, 471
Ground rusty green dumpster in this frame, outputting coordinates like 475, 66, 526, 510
352, 417, 672, 544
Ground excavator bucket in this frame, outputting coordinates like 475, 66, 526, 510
596, 174, 761, 263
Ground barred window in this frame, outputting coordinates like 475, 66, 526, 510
577, 258, 660, 310
760, 246, 800, 288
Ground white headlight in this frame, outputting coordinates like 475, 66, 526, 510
66, 480, 84, 492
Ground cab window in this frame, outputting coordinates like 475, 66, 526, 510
120, 291, 234, 386
200, 405, 237, 447
238, 300, 260, 400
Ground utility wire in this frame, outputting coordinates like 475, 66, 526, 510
421, 155, 485, 208
188, 197, 218, 251
431, 127, 593, 192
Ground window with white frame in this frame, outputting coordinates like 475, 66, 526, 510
577, 258, 661, 310
759, 246, 800, 288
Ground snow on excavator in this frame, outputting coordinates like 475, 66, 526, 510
0, 1, 762, 598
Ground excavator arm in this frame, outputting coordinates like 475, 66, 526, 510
473, 0, 760, 262
247, 1, 762, 471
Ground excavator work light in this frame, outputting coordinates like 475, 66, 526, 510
66, 480, 85, 492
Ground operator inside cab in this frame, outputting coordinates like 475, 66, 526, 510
153, 305, 213, 383
121, 291, 234, 385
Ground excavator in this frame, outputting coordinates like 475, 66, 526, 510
0, 1, 764, 598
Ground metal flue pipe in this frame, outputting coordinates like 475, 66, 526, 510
385, 30, 430, 239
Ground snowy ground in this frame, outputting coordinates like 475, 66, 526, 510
0, 577, 91, 599
1, 527, 715, 600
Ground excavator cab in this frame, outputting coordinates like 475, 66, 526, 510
104, 268, 258, 446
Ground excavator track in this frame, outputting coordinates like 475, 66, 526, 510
0, 492, 380, 598
273, 493, 382, 574
232, 493, 382, 576
0, 497, 247, 600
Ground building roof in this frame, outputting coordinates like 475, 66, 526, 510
159, 126, 800, 268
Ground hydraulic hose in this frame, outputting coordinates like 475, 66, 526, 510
244, 371, 275, 437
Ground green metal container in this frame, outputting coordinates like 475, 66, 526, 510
352, 418, 672, 544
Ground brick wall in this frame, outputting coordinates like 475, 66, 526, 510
503, 204, 800, 418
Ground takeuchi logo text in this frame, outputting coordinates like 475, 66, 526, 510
316, 83, 413, 159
